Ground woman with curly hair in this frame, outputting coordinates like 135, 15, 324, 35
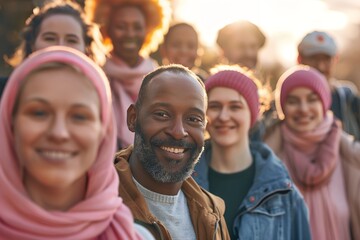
86, 0, 171, 149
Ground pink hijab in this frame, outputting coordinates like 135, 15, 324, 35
0, 46, 141, 239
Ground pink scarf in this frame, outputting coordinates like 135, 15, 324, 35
103, 54, 158, 148
281, 113, 350, 240
0, 47, 141, 240
281, 114, 340, 188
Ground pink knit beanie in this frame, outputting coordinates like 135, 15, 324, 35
275, 65, 331, 119
205, 70, 259, 127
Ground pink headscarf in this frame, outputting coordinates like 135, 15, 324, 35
0, 46, 141, 239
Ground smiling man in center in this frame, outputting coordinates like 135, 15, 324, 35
114, 64, 230, 240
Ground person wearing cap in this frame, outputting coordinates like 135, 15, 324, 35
87, 0, 171, 150
193, 65, 311, 240
264, 65, 360, 240
297, 30, 360, 140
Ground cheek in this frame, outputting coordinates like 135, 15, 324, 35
191, 128, 205, 147
76, 123, 103, 151
13, 118, 39, 166
13, 116, 42, 148
283, 104, 295, 116
74, 42, 86, 53
33, 37, 49, 51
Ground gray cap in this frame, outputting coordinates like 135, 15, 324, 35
298, 31, 337, 57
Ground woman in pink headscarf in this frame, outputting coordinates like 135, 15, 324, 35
264, 65, 360, 240
0, 46, 142, 239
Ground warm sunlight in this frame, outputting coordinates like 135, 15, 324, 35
172, 0, 349, 67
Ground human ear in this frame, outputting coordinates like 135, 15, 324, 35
127, 104, 137, 132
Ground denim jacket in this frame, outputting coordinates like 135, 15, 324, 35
193, 141, 311, 240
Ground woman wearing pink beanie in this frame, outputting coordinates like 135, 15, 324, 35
264, 65, 360, 240
193, 65, 311, 240
0, 46, 144, 239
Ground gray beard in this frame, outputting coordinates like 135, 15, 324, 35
133, 125, 203, 183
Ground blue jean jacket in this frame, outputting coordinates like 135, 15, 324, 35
193, 141, 311, 240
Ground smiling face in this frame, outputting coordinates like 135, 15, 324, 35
222, 31, 261, 69
33, 14, 85, 53
283, 87, 324, 133
298, 53, 336, 81
206, 87, 251, 147
128, 70, 206, 183
162, 24, 199, 69
13, 66, 102, 193
108, 5, 146, 66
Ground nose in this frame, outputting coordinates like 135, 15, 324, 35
315, 60, 328, 74
299, 101, 309, 112
126, 27, 137, 37
57, 38, 65, 47
48, 115, 70, 142
218, 107, 230, 121
166, 117, 188, 140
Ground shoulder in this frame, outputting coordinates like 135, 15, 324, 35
250, 142, 293, 186
263, 121, 283, 154
114, 145, 133, 170
333, 79, 358, 94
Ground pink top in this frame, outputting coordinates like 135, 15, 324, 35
103, 54, 158, 148
280, 114, 350, 240
0, 46, 142, 240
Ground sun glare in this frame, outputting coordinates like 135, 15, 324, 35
173, 0, 349, 67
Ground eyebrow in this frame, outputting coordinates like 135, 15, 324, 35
151, 102, 205, 116
23, 97, 95, 109
287, 91, 318, 98
41, 32, 81, 38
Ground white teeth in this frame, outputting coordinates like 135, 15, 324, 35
41, 151, 72, 160
123, 42, 137, 49
160, 146, 185, 154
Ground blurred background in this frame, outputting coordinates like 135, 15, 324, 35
1, 0, 360, 89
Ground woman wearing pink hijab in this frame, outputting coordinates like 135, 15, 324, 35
0, 46, 142, 239
264, 65, 360, 240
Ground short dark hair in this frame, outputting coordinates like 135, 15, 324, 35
217, 20, 266, 49
163, 22, 198, 45
135, 64, 205, 109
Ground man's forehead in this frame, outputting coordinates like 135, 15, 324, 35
148, 71, 203, 92
144, 71, 206, 105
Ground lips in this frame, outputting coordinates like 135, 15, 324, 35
158, 146, 188, 161
294, 116, 313, 124
122, 41, 138, 49
160, 146, 185, 154
38, 149, 75, 161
